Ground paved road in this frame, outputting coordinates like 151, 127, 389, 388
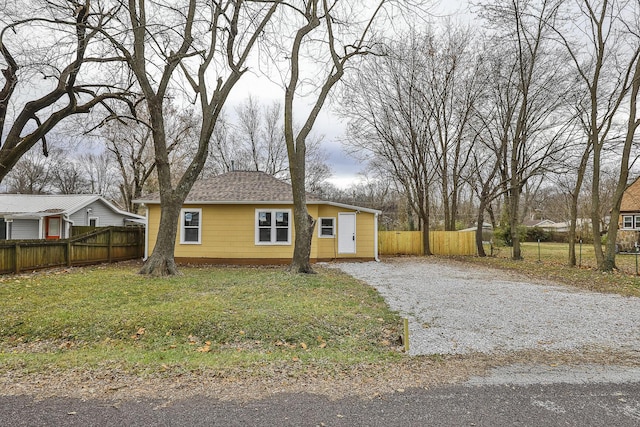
2, 381, 640, 426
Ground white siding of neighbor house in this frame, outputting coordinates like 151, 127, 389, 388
68, 200, 129, 226
11, 219, 40, 240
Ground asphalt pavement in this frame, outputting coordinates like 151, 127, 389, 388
2, 381, 640, 427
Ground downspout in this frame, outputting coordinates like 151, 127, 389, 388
374, 212, 380, 262
38, 217, 44, 239
63, 214, 74, 239
143, 204, 149, 260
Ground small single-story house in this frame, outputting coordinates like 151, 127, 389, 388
134, 171, 381, 264
0, 194, 145, 240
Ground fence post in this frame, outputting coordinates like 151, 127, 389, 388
14, 243, 21, 274
66, 240, 72, 267
138, 227, 144, 258
108, 227, 113, 264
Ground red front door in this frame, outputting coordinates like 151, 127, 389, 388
45, 216, 61, 239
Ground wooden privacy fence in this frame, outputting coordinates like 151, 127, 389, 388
0, 226, 144, 275
379, 230, 477, 256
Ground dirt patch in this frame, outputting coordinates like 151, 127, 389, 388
2, 349, 638, 402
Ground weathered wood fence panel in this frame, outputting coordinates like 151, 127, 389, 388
0, 227, 144, 275
379, 230, 477, 256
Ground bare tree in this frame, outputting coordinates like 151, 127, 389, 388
99, 101, 201, 213
3, 147, 58, 194
103, 115, 157, 214
343, 31, 437, 255
419, 25, 483, 231
266, 0, 415, 272
342, 24, 481, 252
50, 157, 90, 194
285, 1, 365, 272
0, 0, 131, 185
80, 152, 119, 199
205, 97, 331, 188
228, 96, 289, 177
477, 0, 572, 260
551, 0, 640, 270
98, 1, 281, 275
203, 112, 235, 176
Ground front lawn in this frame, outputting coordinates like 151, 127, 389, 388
0, 263, 402, 377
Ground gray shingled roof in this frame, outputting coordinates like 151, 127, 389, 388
0, 194, 144, 219
138, 171, 324, 203
0, 194, 103, 215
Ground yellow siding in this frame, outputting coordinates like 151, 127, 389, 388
146, 203, 377, 261
146, 204, 161, 255
314, 205, 376, 259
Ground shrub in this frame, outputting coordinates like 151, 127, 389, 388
494, 225, 528, 246
526, 227, 551, 242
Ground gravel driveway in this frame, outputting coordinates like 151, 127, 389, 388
333, 258, 640, 356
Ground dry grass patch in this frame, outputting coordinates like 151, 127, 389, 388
454, 242, 640, 297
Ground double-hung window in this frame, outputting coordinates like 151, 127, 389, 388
256, 209, 291, 245
623, 215, 634, 229
180, 208, 202, 244
318, 217, 335, 238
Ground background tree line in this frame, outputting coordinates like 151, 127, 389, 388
2, 0, 640, 274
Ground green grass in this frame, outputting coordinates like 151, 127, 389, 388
0, 264, 402, 376
466, 242, 640, 297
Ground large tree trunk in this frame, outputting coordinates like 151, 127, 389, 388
591, 142, 605, 269
509, 176, 522, 260
567, 145, 591, 266
422, 190, 432, 256
138, 201, 180, 276
567, 208, 578, 267
602, 57, 640, 271
289, 157, 316, 274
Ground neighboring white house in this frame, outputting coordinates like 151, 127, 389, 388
523, 218, 593, 234
0, 194, 144, 240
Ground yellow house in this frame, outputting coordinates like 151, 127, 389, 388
136, 171, 381, 264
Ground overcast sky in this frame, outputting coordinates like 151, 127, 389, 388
224, 1, 471, 189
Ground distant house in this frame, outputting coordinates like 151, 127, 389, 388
0, 194, 145, 240
134, 171, 381, 264
618, 176, 640, 250
522, 218, 558, 231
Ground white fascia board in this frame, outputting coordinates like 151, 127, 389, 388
320, 201, 382, 215
135, 199, 381, 215
84, 196, 146, 220
65, 195, 101, 216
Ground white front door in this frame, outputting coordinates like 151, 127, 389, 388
338, 213, 356, 254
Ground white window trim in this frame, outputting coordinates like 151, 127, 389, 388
318, 217, 336, 238
180, 208, 202, 244
623, 215, 634, 229
255, 209, 292, 245
88, 216, 100, 227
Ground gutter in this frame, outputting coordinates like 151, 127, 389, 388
374, 212, 380, 262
